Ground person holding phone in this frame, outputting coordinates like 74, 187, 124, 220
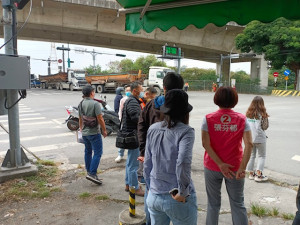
144, 89, 197, 225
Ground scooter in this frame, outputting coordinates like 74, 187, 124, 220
64, 96, 120, 136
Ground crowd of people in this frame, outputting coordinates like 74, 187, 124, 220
78, 73, 299, 225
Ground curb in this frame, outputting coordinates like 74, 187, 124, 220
271, 89, 300, 96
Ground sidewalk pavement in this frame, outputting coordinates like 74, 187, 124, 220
1, 155, 298, 225
57, 155, 299, 224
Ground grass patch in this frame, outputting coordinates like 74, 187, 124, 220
0, 163, 61, 203
250, 203, 295, 220
79, 192, 91, 198
282, 213, 294, 220
250, 203, 268, 217
38, 160, 56, 166
268, 207, 279, 217
95, 195, 109, 201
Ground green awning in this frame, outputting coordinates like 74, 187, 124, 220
116, 0, 300, 34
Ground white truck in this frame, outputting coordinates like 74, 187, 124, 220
144, 66, 174, 95
39, 69, 88, 91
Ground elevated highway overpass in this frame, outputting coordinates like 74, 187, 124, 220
0, 0, 268, 87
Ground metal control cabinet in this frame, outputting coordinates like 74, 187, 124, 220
0, 54, 30, 89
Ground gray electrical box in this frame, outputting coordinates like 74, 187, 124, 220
0, 54, 30, 89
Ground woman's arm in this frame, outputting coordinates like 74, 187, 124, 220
143, 131, 153, 190
175, 128, 195, 202
202, 130, 235, 179
236, 131, 253, 179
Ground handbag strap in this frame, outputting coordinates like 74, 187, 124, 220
119, 97, 138, 130
79, 100, 86, 116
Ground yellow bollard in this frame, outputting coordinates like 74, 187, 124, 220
129, 186, 136, 217
119, 186, 146, 225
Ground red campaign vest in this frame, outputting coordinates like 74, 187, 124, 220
204, 109, 246, 172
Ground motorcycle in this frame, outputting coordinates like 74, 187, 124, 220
64, 96, 120, 136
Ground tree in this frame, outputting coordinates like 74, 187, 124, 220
230, 70, 260, 85
133, 55, 167, 74
268, 66, 295, 89
235, 18, 300, 90
181, 68, 217, 80
107, 61, 121, 73
119, 59, 134, 72
84, 65, 102, 74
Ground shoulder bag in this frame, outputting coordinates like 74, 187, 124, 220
116, 98, 139, 149
80, 100, 98, 128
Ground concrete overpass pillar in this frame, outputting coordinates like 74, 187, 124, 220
250, 56, 268, 88
222, 60, 230, 86
216, 63, 221, 79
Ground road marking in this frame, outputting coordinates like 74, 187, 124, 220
19, 113, 41, 117
292, 155, 300, 162
0, 142, 81, 156
0, 132, 74, 143
0, 117, 46, 123
27, 142, 81, 153
0, 121, 54, 128
52, 119, 64, 125
19, 110, 36, 113
20, 121, 54, 126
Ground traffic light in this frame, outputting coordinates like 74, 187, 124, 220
14, 0, 30, 9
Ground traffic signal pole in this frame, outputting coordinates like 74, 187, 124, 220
3, 7, 21, 167
0, 2, 37, 183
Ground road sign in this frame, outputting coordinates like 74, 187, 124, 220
273, 72, 279, 77
58, 59, 62, 63
284, 76, 289, 80
284, 69, 291, 76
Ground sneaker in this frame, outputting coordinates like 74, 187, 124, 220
255, 174, 268, 182
249, 172, 256, 180
138, 176, 146, 185
86, 173, 102, 185
115, 155, 124, 163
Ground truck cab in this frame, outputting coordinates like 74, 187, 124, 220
147, 66, 174, 95
67, 70, 88, 91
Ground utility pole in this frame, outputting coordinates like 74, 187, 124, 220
56, 45, 70, 72
0, 0, 37, 183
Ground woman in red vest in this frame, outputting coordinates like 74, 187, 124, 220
201, 86, 253, 225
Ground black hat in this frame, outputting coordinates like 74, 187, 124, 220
160, 89, 193, 115
82, 85, 94, 97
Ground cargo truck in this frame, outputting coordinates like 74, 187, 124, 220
85, 66, 173, 95
39, 69, 88, 91
85, 70, 146, 93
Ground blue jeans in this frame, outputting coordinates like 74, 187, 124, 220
292, 184, 300, 225
145, 186, 151, 225
83, 134, 103, 176
204, 168, 248, 225
118, 148, 125, 157
146, 190, 197, 225
125, 148, 139, 190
